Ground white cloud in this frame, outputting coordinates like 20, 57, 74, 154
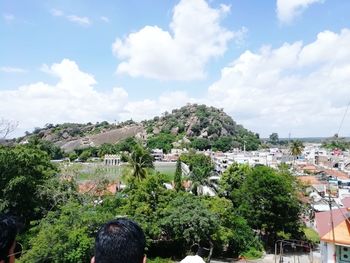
50, 8, 64, 17
50, 9, 92, 26
276, 0, 323, 24
4, 29, 350, 138
67, 15, 91, 26
0, 67, 27, 73
0, 59, 128, 136
121, 91, 195, 121
112, 0, 242, 80
207, 28, 350, 137
3, 13, 15, 23
100, 16, 109, 23
0, 59, 196, 137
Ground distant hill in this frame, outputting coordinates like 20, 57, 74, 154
18, 104, 261, 152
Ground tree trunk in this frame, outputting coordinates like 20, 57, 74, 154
206, 240, 214, 263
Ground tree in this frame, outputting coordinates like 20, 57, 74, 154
237, 166, 301, 243
79, 150, 91, 162
128, 144, 154, 181
204, 197, 262, 257
0, 118, 18, 139
116, 137, 138, 152
121, 173, 174, 248
21, 201, 115, 263
160, 193, 218, 249
174, 160, 184, 192
180, 152, 213, 186
290, 140, 304, 161
68, 152, 78, 161
190, 138, 211, 150
233, 126, 261, 151
147, 133, 176, 153
27, 136, 64, 159
219, 163, 251, 206
212, 136, 233, 152
269, 133, 279, 145
0, 145, 57, 224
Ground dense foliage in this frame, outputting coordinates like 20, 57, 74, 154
147, 133, 176, 153
0, 141, 305, 262
21, 201, 115, 263
145, 104, 261, 152
18, 104, 262, 156
174, 160, 183, 192
0, 145, 57, 224
27, 135, 64, 159
220, 164, 302, 245
179, 151, 214, 186
322, 138, 350, 151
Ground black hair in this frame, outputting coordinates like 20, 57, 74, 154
94, 218, 146, 263
0, 214, 17, 262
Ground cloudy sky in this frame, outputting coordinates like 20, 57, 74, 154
1, 0, 350, 138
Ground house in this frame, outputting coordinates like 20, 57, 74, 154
151, 148, 164, 161
315, 207, 350, 262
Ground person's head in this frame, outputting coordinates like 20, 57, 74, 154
0, 214, 18, 263
92, 218, 146, 263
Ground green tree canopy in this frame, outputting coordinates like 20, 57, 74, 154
160, 193, 218, 245
27, 136, 64, 159
237, 166, 301, 241
174, 160, 184, 192
0, 145, 57, 223
179, 152, 213, 185
21, 201, 115, 263
147, 133, 176, 153
190, 138, 211, 151
204, 197, 261, 257
219, 163, 251, 206
212, 136, 234, 152
269, 133, 279, 145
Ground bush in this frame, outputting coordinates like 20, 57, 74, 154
242, 247, 263, 259
148, 257, 173, 263
303, 227, 320, 245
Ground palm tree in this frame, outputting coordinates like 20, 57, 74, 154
128, 144, 154, 181
290, 140, 304, 163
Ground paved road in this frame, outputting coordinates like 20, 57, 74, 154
210, 252, 321, 263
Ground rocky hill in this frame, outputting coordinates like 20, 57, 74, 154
18, 104, 260, 152
143, 104, 238, 138
143, 104, 260, 151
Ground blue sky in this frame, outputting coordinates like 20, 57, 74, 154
1, 0, 350, 137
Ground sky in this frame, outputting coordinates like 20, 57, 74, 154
1, 0, 350, 138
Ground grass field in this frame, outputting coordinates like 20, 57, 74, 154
59, 161, 176, 183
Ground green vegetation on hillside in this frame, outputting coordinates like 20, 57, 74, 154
145, 104, 261, 152
17, 104, 261, 155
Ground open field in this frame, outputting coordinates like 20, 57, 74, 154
59, 161, 177, 182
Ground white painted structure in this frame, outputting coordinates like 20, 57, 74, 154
104, 154, 121, 166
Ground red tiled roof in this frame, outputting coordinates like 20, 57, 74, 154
342, 197, 350, 208
301, 164, 317, 171
315, 208, 348, 237
297, 176, 323, 185
324, 169, 349, 180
